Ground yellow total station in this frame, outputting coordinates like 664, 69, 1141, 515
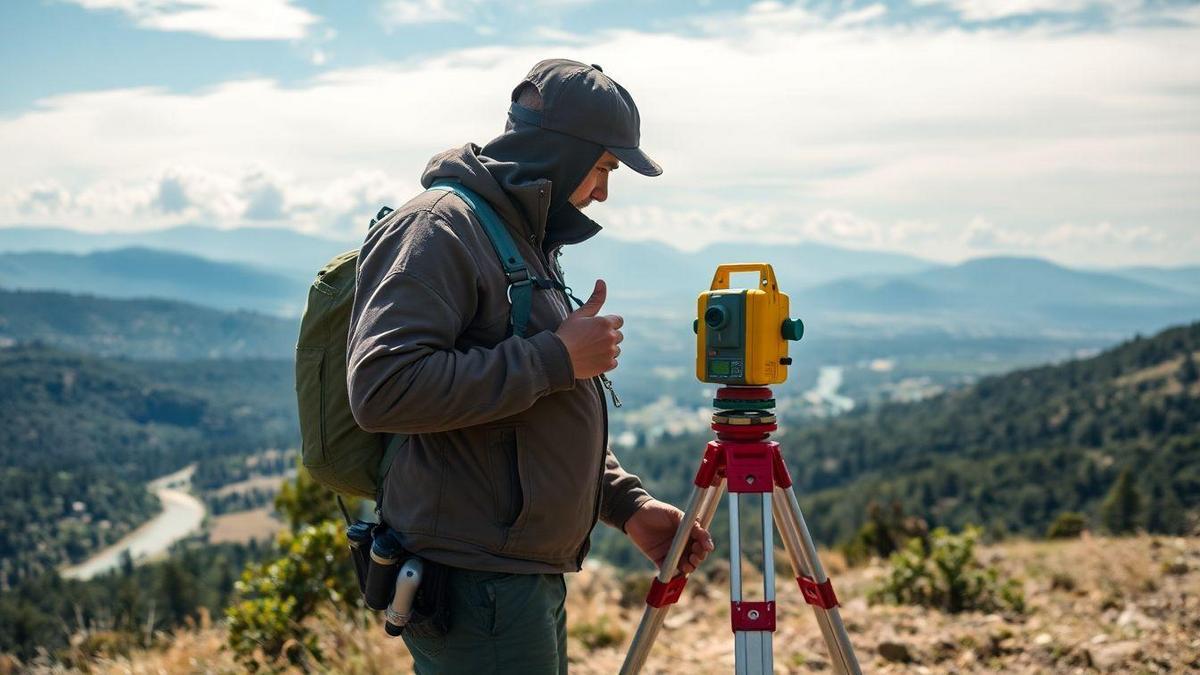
694, 263, 804, 386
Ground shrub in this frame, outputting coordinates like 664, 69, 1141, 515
225, 521, 357, 669
840, 500, 929, 567
1100, 468, 1142, 534
1045, 511, 1086, 539
569, 614, 626, 650
869, 526, 1025, 614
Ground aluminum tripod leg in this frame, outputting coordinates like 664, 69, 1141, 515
772, 486, 861, 675
729, 492, 775, 674
620, 478, 726, 675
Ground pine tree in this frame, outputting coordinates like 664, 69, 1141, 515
1099, 468, 1142, 534
1180, 351, 1198, 384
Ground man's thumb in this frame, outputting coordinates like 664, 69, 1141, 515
576, 279, 606, 317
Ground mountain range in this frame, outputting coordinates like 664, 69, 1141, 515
1, 225, 1197, 343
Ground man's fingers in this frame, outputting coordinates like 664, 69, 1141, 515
576, 279, 606, 317
691, 521, 715, 551
606, 314, 624, 330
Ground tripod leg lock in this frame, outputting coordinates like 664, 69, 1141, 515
645, 574, 689, 608
730, 601, 776, 632
797, 575, 839, 609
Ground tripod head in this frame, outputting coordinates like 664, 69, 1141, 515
693, 263, 804, 386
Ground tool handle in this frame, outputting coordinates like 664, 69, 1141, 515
710, 263, 778, 292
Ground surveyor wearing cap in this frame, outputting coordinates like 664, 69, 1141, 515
346, 60, 714, 673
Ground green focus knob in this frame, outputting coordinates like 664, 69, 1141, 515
782, 318, 804, 341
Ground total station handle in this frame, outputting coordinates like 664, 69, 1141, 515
710, 263, 779, 292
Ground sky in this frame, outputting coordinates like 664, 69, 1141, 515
1, 0, 1198, 267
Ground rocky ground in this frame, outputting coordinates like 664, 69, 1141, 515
18, 534, 1199, 673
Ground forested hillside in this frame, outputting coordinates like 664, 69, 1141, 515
0, 345, 294, 585
0, 288, 294, 359
608, 322, 1200, 563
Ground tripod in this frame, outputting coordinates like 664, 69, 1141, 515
620, 386, 861, 674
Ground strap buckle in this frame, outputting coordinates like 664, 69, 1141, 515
506, 277, 531, 305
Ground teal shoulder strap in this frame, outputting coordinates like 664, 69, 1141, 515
427, 180, 533, 338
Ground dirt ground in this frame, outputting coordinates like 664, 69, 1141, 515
29, 534, 1200, 674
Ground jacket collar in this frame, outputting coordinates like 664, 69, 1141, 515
421, 144, 602, 254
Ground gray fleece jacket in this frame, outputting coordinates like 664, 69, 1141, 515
346, 143, 652, 573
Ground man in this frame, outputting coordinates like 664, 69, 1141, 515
346, 59, 713, 674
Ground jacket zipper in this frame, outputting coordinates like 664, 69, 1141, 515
547, 245, 609, 571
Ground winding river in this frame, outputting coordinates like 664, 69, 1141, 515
60, 465, 207, 581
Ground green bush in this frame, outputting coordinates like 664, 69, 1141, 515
869, 526, 1025, 614
1100, 468, 1142, 534
1045, 511, 1087, 539
569, 614, 626, 650
840, 500, 928, 566
225, 521, 357, 669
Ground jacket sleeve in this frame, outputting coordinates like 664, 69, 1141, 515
347, 210, 576, 434
599, 446, 654, 531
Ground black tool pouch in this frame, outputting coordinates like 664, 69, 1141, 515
345, 520, 378, 597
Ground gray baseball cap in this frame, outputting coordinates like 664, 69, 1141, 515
508, 59, 663, 177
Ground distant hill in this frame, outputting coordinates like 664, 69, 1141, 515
0, 344, 294, 585
1114, 265, 1200, 295
0, 225, 353, 279
0, 287, 295, 359
0, 247, 308, 316
610, 321, 1200, 559
796, 256, 1200, 337
559, 237, 937, 309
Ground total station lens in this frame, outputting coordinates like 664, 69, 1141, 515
704, 306, 727, 330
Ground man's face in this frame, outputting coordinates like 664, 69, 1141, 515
569, 151, 619, 210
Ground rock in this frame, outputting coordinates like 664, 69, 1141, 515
878, 641, 913, 663
1091, 640, 1141, 671
1162, 558, 1189, 575
1116, 604, 1157, 632
1064, 646, 1093, 668
663, 610, 695, 629
1034, 633, 1053, 646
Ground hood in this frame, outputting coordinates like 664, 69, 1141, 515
421, 120, 605, 255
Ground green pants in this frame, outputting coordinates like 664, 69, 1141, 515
402, 568, 568, 674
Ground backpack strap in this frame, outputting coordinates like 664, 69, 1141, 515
427, 180, 535, 338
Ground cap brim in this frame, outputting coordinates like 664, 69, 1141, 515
607, 145, 662, 177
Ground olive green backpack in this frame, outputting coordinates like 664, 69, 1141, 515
294, 181, 543, 499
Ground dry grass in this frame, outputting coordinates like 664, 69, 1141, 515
30, 535, 1200, 674
210, 475, 292, 499
207, 508, 283, 545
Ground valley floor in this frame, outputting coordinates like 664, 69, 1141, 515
40, 534, 1200, 674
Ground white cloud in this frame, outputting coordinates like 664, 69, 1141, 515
378, 0, 467, 27
379, 0, 601, 29
908, 0, 1174, 23
2, 6, 1198, 266
64, 0, 320, 40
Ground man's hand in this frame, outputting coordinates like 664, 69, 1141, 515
625, 499, 715, 575
555, 279, 624, 380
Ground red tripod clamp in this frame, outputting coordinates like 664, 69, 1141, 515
731, 601, 776, 632
797, 575, 839, 609
646, 574, 689, 608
